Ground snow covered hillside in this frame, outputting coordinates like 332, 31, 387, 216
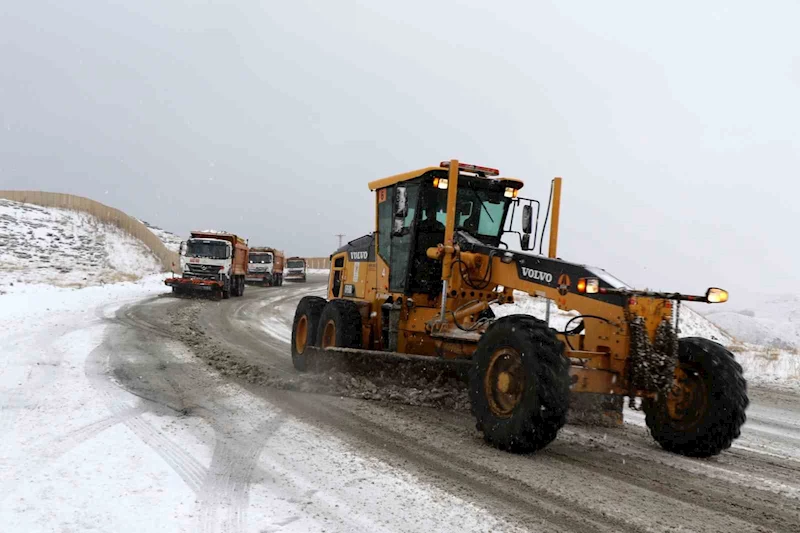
0, 199, 162, 289
137, 219, 182, 252
703, 294, 800, 349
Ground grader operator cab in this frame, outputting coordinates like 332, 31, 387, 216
291, 160, 748, 457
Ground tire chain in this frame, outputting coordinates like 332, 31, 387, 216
627, 316, 678, 410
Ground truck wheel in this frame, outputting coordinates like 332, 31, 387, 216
643, 337, 748, 457
317, 299, 362, 350
469, 315, 570, 453
222, 278, 231, 299
291, 296, 327, 371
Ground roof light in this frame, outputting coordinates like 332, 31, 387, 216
433, 177, 449, 189
439, 161, 500, 176
504, 187, 518, 198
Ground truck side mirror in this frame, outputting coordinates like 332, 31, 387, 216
521, 233, 532, 250
522, 205, 532, 234
179, 241, 186, 255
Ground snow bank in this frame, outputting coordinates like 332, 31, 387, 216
0, 273, 172, 332
731, 344, 800, 390
0, 199, 162, 289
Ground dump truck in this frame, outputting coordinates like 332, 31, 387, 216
285, 257, 307, 282
165, 231, 248, 299
246, 247, 285, 286
291, 160, 748, 457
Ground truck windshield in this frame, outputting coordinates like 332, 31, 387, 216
249, 253, 272, 264
186, 241, 229, 259
287, 260, 305, 269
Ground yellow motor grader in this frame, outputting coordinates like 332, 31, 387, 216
291, 160, 747, 457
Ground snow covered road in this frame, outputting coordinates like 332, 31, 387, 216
3, 275, 800, 532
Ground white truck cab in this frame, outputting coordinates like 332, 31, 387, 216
180, 238, 233, 283
246, 247, 285, 286
285, 257, 307, 282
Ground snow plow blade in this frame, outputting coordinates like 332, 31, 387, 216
165, 277, 221, 292
302, 346, 472, 388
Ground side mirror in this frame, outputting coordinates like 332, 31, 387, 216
179, 241, 186, 255
395, 186, 408, 218
522, 205, 532, 234
521, 233, 532, 250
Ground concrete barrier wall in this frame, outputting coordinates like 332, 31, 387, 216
0, 190, 179, 271
305, 257, 330, 270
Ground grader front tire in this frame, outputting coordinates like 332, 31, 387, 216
316, 299, 363, 350
469, 315, 570, 453
643, 337, 748, 458
291, 296, 327, 371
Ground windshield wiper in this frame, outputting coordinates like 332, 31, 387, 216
467, 181, 494, 223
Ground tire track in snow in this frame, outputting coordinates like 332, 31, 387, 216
85, 332, 208, 494
272, 390, 642, 533
197, 414, 287, 533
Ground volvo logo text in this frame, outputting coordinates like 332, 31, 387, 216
350, 251, 369, 260
521, 267, 553, 284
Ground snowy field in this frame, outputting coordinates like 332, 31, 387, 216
0, 200, 162, 289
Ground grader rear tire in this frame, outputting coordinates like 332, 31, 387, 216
316, 299, 362, 350
469, 315, 570, 453
291, 296, 327, 371
643, 337, 748, 457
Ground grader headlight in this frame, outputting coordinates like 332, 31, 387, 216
504, 187, 518, 198
433, 177, 449, 189
706, 287, 729, 303
577, 278, 599, 294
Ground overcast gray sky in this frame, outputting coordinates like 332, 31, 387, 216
1, 1, 797, 302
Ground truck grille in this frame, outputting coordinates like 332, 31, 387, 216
186, 264, 219, 279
